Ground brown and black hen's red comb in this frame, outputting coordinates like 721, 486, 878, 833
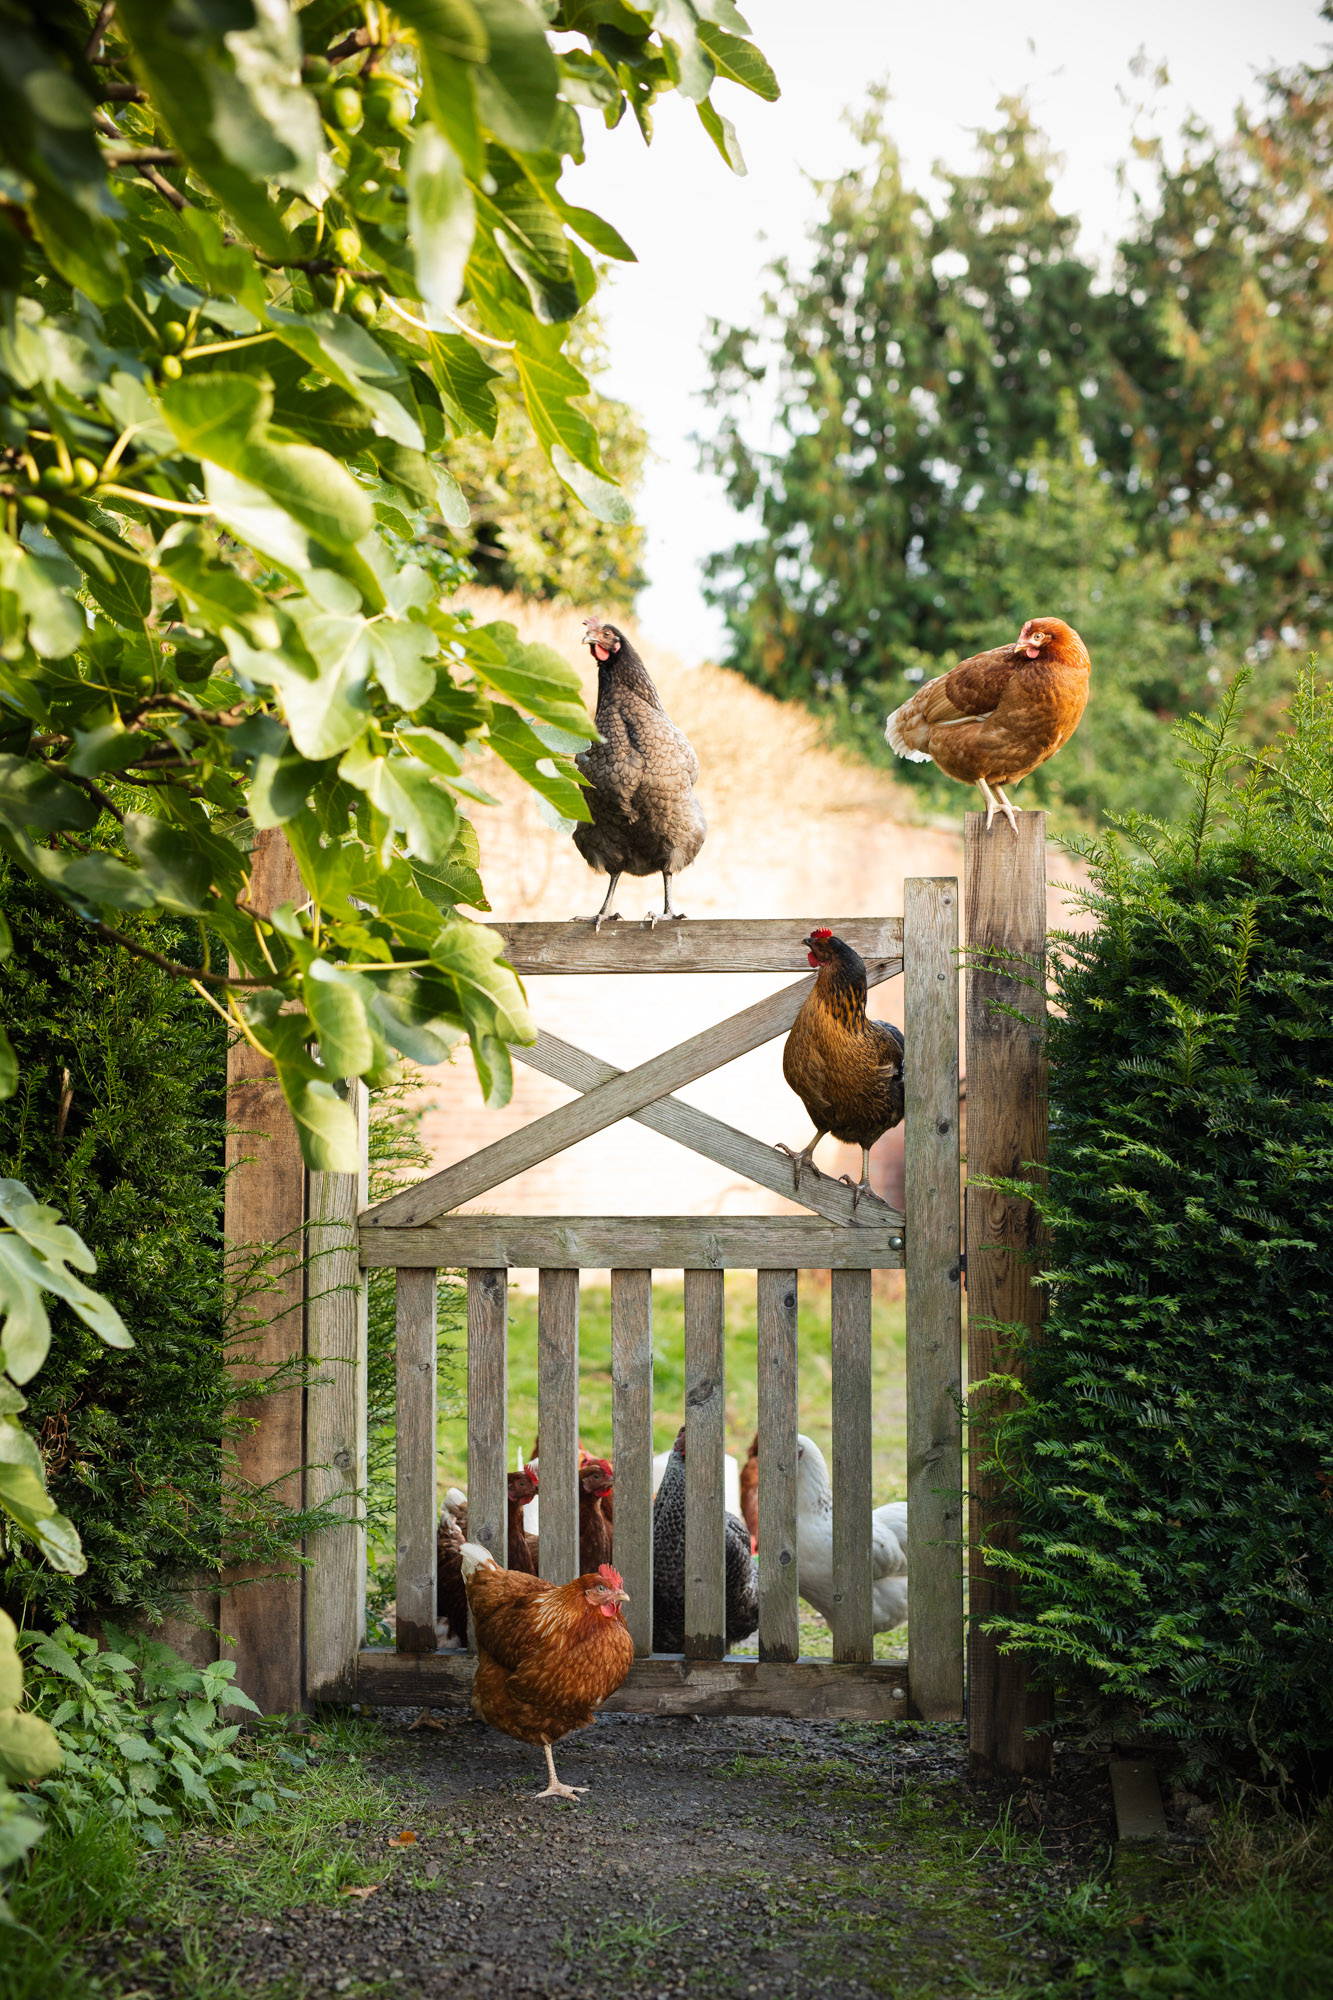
808, 927, 833, 941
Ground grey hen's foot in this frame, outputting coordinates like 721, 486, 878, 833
643, 909, 689, 927
580, 911, 623, 931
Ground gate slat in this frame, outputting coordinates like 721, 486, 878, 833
830, 1268, 874, 1662
394, 1267, 438, 1654
466, 1270, 508, 1568
904, 876, 964, 1720
757, 1270, 799, 1663
610, 1269, 654, 1656
683, 1268, 726, 1658
537, 1268, 580, 1585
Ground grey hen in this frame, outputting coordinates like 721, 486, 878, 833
652, 1425, 758, 1653
574, 620, 706, 927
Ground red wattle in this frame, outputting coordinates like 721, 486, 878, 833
807, 951, 819, 967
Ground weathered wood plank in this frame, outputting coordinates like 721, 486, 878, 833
222, 827, 307, 1714
362, 958, 900, 1228
489, 919, 903, 977
1109, 1758, 1168, 1842
829, 1268, 874, 1663
683, 1268, 726, 1659
360, 1218, 906, 1271
611, 1270, 654, 1656
965, 811, 1052, 1777
903, 877, 965, 1721
356, 1649, 910, 1720
756, 1270, 799, 1663
519, 1030, 900, 1226
394, 1269, 438, 1654
304, 1083, 368, 1700
537, 1269, 580, 1585
466, 1271, 508, 1568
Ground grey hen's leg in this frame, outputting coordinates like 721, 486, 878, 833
581, 872, 622, 930
644, 870, 687, 927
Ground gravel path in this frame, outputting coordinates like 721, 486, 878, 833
195, 1710, 1115, 1999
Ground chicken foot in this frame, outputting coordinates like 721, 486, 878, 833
977, 776, 1019, 834
581, 873, 623, 930
776, 1131, 827, 1191
836, 1146, 875, 1214
642, 870, 687, 928
535, 1741, 587, 1803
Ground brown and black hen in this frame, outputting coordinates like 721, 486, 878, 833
780, 929, 905, 1209
573, 620, 706, 927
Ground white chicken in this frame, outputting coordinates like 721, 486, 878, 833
795, 1433, 908, 1633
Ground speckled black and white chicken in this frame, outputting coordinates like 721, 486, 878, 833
651, 1425, 758, 1652
573, 620, 706, 927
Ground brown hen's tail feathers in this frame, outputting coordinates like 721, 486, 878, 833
884, 700, 932, 762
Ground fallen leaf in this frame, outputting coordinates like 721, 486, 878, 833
387, 1831, 418, 1846
339, 1884, 381, 1899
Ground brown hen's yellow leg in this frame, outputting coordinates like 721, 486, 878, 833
994, 785, 1019, 832
536, 1741, 586, 1802
977, 776, 1000, 830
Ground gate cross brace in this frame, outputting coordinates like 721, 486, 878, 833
360, 954, 902, 1230
518, 1028, 901, 1228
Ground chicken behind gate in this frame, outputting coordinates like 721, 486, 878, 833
461, 1543, 634, 1801
579, 1458, 615, 1573
437, 1467, 539, 1642
574, 620, 706, 927
884, 616, 1091, 830
740, 1432, 759, 1551
652, 1425, 758, 1653
780, 930, 904, 1209
795, 1434, 908, 1634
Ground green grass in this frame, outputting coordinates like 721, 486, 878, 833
0, 1713, 408, 2000
436, 1269, 907, 1496
429, 1269, 909, 1658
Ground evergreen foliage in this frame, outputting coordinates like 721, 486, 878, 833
0, 867, 316, 1626
985, 668, 1333, 1780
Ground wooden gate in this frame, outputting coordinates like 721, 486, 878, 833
231, 814, 1049, 1770
338, 886, 964, 1722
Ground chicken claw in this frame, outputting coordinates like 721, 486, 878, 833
589, 909, 622, 932
537, 1744, 586, 1801
776, 1138, 824, 1192
837, 1173, 873, 1215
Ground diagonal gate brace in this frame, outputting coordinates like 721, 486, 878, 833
520, 1030, 901, 1228
361, 956, 900, 1229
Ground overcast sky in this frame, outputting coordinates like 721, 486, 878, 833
563, 0, 1327, 662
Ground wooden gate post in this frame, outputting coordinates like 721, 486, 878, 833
305, 1084, 368, 1699
964, 811, 1053, 1778
222, 828, 307, 1714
